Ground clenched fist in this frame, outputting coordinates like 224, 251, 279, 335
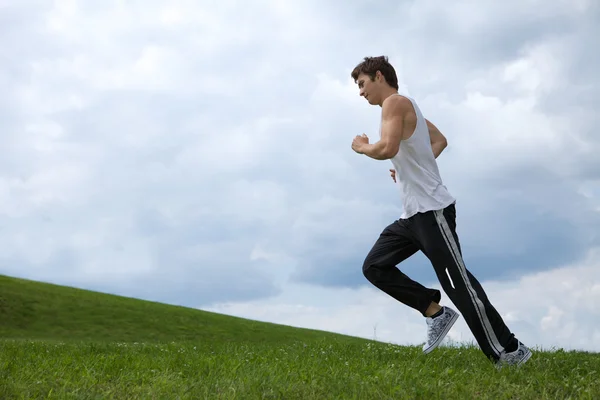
352, 134, 369, 153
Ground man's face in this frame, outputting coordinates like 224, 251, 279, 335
356, 72, 379, 105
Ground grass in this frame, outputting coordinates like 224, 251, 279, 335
1, 275, 599, 399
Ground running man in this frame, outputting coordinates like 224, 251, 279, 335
349, 55, 531, 367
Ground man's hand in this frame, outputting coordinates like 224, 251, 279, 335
390, 168, 396, 183
351, 134, 369, 154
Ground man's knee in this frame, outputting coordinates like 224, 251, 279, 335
362, 259, 370, 278
362, 256, 376, 281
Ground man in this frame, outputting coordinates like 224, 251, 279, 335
349, 55, 531, 367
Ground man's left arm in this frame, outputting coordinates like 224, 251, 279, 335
425, 119, 448, 159
352, 97, 406, 160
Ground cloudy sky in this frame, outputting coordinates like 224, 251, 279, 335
2, 0, 599, 353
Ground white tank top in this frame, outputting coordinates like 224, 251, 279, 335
381, 94, 456, 219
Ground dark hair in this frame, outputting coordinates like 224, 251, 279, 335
351, 56, 399, 90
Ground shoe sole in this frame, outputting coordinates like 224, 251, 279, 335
423, 311, 459, 354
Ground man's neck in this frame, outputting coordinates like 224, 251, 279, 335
378, 89, 400, 107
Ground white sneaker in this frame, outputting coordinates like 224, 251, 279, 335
495, 341, 532, 368
422, 306, 459, 354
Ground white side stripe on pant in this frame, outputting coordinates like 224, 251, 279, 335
434, 209, 504, 356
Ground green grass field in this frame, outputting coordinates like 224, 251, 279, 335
1, 274, 599, 399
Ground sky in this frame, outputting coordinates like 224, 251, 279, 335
1, 0, 599, 353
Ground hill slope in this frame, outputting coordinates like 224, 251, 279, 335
0, 274, 364, 344
2, 274, 600, 399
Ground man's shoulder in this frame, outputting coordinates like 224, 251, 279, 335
382, 94, 415, 117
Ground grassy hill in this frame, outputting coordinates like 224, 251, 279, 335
0, 274, 360, 345
1, 274, 599, 399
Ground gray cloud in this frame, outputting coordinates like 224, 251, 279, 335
283, 1, 600, 289
0, 0, 598, 310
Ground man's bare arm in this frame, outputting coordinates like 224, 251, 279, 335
426, 119, 447, 158
355, 96, 408, 160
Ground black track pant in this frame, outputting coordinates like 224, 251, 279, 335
362, 203, 518, 361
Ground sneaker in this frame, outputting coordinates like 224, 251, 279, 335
422, 306, 459, 354
495, 341, 532, 369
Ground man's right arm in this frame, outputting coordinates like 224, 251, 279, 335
425, 119, 447, 158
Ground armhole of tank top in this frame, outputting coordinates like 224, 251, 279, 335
402, 96, 419, 141
388, 94, 420, 141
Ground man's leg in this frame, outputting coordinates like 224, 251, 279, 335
413, 203, 526, 362
362, 219, 442, 317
